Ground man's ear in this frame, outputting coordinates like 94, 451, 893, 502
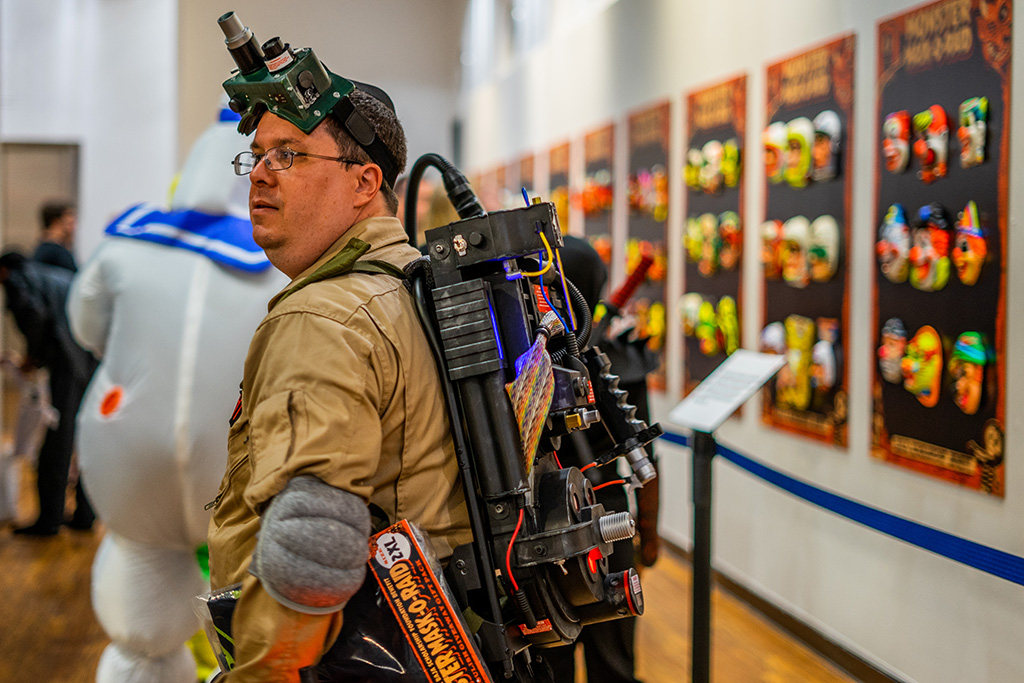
352, 163, 383, 208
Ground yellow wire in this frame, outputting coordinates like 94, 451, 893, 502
518, 231, 554, 277
554, 247, 577, 330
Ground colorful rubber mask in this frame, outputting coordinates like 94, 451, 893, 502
952, 200, 987, 286
760, 219, 784, 279
883, 111, 911, 173
912, 105, 949, 183
695, 300, 720, 356
697, 213, 720, 276
811, 110, 841, 181
717, 211, 742, 271
784, 117, 814, 188
685, 217, 703, 263
763, 121, 787, 184
684, 148, 704, 190
781, 216, 811, 288
722, 138, 741, 188
717, 296, 740, 356
811, 339, 836, 392
901, 325, 943, 407
948, 331, 989, 415
877, 317, 908, 384
957, 97, 988, 169
877, 204, 910, 283
701, 140, 724, 194
680, 293, 704, 337
760, 321, 785, 354
777, 314, 815, 410
909, 203, 951, 291
808, 215, 840, 282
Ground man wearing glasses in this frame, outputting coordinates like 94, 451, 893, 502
207, 82, 471, 681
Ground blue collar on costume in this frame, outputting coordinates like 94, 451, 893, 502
105, 203, 271, 272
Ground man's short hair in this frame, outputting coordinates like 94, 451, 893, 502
322, 89, 408, 216
41, 201, 74, 231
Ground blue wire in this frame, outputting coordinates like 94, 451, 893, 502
522, 187, 530, 206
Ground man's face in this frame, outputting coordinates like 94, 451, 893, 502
57, 211, 76, 242
248, 114, 362, 277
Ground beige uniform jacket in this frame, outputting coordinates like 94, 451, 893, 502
208, 216, 472, 682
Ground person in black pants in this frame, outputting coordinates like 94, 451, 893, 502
0, 251, 96, 535
544, 235, 660, 683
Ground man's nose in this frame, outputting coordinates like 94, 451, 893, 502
249, 156, 275, 184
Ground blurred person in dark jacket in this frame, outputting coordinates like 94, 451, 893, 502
545, 234, 660, 682
34, 201, 78, 272
0, 250, 96, 535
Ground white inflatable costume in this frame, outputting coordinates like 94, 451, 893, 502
68, 111, 287, 683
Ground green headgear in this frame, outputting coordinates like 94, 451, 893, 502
217, 12, 401, 188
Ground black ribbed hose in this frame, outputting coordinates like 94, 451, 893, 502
403, 153, 486, 244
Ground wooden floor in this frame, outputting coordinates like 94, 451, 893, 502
0, 459, 855, 683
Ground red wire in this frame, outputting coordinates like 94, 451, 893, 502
552, 451, 563, 469
593, 479, 626, 491
580, 462, 597, 472
506, 508, 525, 591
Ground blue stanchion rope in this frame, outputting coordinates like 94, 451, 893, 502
659, 430, 1024, 587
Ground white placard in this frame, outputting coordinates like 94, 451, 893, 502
668, 350, 785, 433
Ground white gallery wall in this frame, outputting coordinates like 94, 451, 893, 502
458, 1, 1024, 682
0, 0, 178, 261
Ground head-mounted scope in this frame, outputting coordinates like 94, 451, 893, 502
217, 12, 400, 187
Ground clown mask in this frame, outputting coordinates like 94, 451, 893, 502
680, 293, 704, 336
909, 203, 951, 292
781, 216, 811, 287
901, 325, 943, 407
718, 211, 742, 271
777, 314, 815, 410
763, 121, 787, 184
684, 148, 704, 190
722, 138, 741, 188
952, 200, 987, 286
948, 331, 989, 415
700, 140, 724, 194
877, 204, 911, 283
696, 300, 720, 356
697, 212, 720, 276
883, 111, 911, 173
717, 296, 740, 356
784, 117, 814, 188
912, 105, 949, 183
760, 219, 784, 279
811, 110, 841, 182
808, 215, 840, 282
685, 216, 703, 263
877, 317, 908, 384
957, 97, 988, 169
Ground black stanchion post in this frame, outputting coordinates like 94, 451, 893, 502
691, 429, 715, 683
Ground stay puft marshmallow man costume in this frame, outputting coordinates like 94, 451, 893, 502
68, 110, 287, 683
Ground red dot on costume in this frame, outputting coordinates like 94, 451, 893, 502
100, 386, 123, 417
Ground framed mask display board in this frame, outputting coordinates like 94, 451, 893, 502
626, 100, 671, 392
760, 34, 855, 448
872, 0, 1010, 496
548, 142, 570, 234
582, 123, 615, 265
681, 74, 747, 396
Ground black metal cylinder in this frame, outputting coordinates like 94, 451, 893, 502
691, 430, 715, 683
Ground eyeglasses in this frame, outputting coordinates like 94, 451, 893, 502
233, 147, 367, 176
